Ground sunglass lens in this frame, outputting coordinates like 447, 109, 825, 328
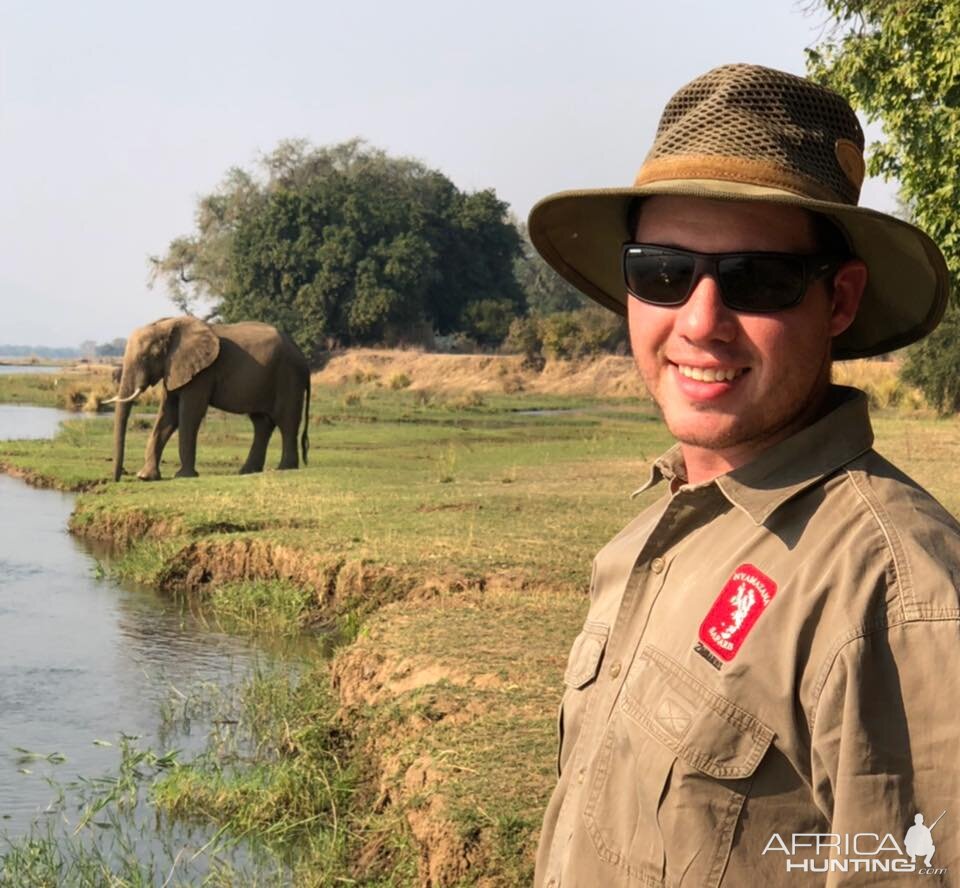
624, 250, 695, 305
718, 256, 804, 311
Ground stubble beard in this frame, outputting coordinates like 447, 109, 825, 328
648, 349, 834, 458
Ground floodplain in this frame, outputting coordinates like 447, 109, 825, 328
0, 354, 956, 886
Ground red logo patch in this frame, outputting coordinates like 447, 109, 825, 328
698, 564, 777, 661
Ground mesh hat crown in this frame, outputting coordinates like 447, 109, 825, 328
528, 63, 948, 359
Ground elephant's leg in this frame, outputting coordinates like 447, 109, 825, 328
174, 394, 209, 479
241, 414, 275, 474
138, 392, 179, 481
276, 393, 304, 470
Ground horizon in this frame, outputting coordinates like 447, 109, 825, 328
1, 0, 896, 348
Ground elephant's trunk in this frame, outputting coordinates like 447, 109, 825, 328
113, 398, 133, 482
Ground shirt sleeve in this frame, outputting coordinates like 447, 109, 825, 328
810, 619, 960, 886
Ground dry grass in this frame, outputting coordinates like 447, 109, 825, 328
319, 351, 934, 411
832, 359, 928, 411
0, 365, 163, 412
331, 581, 584, 884
313, 349, 650, 399
2, 349, 955, 885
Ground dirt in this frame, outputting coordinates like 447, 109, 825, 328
70, 507, 183, 549
55, 496, 562, 886
0, 461, 104, 493
67, 508, 524, 884
149, 532, 547, 885
332, 636, 503, 885
9, 348, 618, 885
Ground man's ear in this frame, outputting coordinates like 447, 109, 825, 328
829, 259, 868, 338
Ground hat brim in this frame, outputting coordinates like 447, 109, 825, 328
527, 179, 950, 360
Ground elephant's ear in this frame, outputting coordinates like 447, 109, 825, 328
165, 317, 220, 391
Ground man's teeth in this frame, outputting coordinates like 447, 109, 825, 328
677, 365, 743, 383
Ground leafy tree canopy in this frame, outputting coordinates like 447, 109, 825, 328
151, 139, 524, 356
513, 224, 587, 315
808, 1, 960, 411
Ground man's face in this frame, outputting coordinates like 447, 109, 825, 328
629, 195, 859, 463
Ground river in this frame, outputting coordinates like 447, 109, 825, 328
0, 365, 63, 375
0, 405, 306, 869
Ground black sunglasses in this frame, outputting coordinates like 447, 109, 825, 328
622, 244, 843, 313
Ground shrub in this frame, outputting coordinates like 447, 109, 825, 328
503, 307, 628, 365
502, 316, 545, 370
460, 299, 517, 347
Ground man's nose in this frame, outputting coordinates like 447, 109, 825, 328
674, 274, 738, 343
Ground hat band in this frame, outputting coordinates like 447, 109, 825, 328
634, 155, 854, 206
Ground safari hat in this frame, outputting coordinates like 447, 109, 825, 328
527, 63, 949, 359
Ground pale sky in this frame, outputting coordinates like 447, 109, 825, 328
0, 0, 893, 347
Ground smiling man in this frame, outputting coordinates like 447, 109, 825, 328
528, 64, 960, 887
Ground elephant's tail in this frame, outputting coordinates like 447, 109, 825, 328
300, 377, 310, 466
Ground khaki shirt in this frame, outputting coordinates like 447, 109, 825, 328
536, 387, 960, 887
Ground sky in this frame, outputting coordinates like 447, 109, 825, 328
0, 0, 894, 348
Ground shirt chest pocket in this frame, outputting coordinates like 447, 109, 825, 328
557, 621, 609, 777
583, 645, 773, 888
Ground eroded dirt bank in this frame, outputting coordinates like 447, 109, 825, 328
69, 506, 578, 886
1, 351, 642, 882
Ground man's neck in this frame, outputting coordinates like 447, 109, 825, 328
680, 444, 756, 486
679, 386, 834, 486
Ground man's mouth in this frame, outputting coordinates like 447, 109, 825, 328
674, 364, 747, 383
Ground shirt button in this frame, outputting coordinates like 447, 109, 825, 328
651, 556, 665, 573
577, 768, 586, 784
609, 662, 622, 678
547, 880, 558, 888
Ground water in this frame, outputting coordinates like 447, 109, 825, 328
0, 365, 63, 375
0, 404, 87, 439
0, 405, 308, 840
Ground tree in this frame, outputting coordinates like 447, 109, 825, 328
807, 1, 960, 411
513, 224, 588, 315
151, 140, 524, 356
95, 337, 126, 357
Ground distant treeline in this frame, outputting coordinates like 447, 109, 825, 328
14, 140, 626, 367
0, 345, 81, 359
0, 338, 126, 360
149, 138, 624, 363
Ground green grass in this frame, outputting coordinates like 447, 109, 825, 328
8, 384, 672, 589
149, 665, 370, 886
5, 374, 960, 883
0, 379, 671, 882
0, 669, 372, 887
0, 735, 239, 887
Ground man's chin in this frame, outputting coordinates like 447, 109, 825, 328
664, 416, 749, 451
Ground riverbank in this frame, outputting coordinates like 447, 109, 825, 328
0, 353, 953, 885
0, 360, 672, 884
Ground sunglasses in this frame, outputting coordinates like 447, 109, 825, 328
622, 244, 842, 313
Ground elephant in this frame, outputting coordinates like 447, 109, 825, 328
107, 316, 311, 481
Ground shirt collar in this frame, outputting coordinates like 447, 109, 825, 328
632, 386, 874, 525
632, 444, 686, 497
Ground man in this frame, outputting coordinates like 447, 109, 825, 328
527, 64, 959, 887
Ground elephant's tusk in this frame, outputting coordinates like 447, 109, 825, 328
103, 386, 144, 405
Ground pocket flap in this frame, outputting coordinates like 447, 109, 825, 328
622, 645, 773, 779
563, 621, 609, 689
